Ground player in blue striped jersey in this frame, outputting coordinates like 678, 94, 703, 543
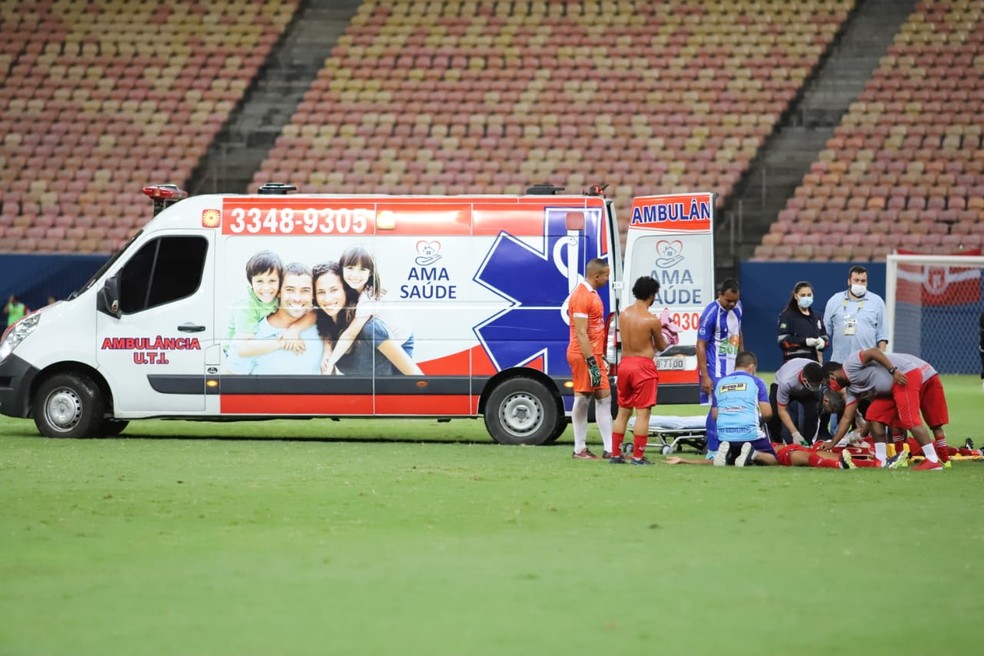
697, 278, 743, 459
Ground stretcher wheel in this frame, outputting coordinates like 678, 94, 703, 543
661, 444, 672, 455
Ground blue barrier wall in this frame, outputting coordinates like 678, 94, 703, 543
739, 261, 886, 373
1, 254, 107, 320
740, 261, 980, 374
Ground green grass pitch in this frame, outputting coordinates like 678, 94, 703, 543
1, 375, 983, 655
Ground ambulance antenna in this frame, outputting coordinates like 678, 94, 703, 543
525, 183, 565, 195
258, 182, 297, 195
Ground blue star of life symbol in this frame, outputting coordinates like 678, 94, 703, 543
473, 208, 608, 375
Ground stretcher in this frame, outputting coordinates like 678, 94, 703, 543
628, 414, 707, 455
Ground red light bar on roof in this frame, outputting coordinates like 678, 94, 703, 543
142, 184, 188, 200
142, 184, 189, 216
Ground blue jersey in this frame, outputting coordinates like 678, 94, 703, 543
712, 370, 768, 443
697, 299, 743, 402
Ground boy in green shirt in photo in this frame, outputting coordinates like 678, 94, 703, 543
224, 251, 316, 373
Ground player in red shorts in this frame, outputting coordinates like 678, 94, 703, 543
773, 443, 878, 469
609, 276, 675, 465
567, 257, 613, 460
667, 390, 878, 469
825, 348, 949, 471
665, 442, 876, 468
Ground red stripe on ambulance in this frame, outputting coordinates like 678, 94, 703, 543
219, 394, 475, 416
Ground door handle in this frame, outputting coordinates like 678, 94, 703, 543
178, 323, 206, 333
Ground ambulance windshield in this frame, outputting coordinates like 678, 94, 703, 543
71, 230, 144, 299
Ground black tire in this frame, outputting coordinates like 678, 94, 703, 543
33, 373, 107, 438
545, 416, 568, 443
484, 377, 559, 445
101, 419, 129, 437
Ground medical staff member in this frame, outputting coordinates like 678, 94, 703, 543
823, 266, 888, 364
711, 351, 774, 467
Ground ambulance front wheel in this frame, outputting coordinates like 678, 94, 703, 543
484, 378, 559, 446
33, 373, 107, 438
102, 419, 129, 437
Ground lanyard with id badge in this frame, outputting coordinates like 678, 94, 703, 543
842, 298, 864, 336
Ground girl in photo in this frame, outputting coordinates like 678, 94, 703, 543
320, 246, 414, 374
313, 261, 422, 376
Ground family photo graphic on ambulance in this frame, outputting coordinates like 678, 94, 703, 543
222, 244, 419, 376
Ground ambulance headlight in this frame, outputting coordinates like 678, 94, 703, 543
0, 314, 41, 362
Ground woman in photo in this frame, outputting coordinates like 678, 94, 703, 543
320, 246, 415, 375
312, 261, 423, 376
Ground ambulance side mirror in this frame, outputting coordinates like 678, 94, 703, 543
97, 275, 122, 319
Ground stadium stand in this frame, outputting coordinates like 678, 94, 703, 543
254, 0, 855, 234
756, 0, 984, 261
0, 0, 300, 253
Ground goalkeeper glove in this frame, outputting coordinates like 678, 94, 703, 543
585, 355, 602, 387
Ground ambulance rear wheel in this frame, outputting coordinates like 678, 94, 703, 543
485, 378, 559, 445
33, 373, 106, 438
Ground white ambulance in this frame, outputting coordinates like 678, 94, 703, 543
0, 184, 715, 444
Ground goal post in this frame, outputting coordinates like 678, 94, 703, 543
885, 253, 984, 374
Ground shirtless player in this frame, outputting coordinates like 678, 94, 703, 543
610, 276, 679, 465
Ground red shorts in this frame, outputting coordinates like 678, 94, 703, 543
866, 371, 949, 430
776, 444, 810, 467
616, 356, 658, 409
568, 351, 611, 393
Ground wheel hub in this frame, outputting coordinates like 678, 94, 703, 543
47, 389, 82, 430
501, 393, 542, 435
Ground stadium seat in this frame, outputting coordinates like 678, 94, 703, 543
253, 0, 855, 239
1, 0, 303, 254
761, 1, 984, 261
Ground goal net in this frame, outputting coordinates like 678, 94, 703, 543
885, 253, 984, 374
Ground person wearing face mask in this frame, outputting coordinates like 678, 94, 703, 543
766, 359, 825, 445
822, 266, 888, 365
777, 281, 828, 363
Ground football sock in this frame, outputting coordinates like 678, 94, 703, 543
808, 451, 840, 469
632, 435, 647, 461
921, 442, 940, 463
572, 396, 589, 453
934, 437, 949, 463
611, 431, 624, 458
891, 430, 905, 456
874, 442, 887, 466
595, 396, 613, 453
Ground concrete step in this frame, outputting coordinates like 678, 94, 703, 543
189, 0, 362, 194
718, 0, 920, 270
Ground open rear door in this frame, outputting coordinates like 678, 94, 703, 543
621, 193, 716, 404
